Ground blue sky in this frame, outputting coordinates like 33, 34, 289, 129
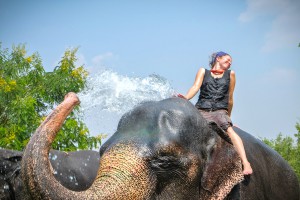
1, 0, 299, 139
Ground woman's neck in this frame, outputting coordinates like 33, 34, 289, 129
211, 63, 222, 70
210, 65, 224, 75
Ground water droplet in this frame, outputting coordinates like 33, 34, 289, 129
50, 154, 58, 161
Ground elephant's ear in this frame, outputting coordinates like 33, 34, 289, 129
200, 122, 244, 199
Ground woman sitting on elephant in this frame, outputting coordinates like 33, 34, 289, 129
179, 51, 253, 175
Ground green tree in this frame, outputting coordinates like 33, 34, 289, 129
293, 122, 300, 179
0, 43, 103, 151
262, 122, 300, 180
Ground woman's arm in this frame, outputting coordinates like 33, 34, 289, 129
228, 70, 236, 117
184, 68, 205, 100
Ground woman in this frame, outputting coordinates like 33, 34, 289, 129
179, 51, 253, 175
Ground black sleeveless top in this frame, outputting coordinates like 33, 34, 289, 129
195, 69, 231, 111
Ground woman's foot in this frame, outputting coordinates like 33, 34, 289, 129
243, 162, 253, 175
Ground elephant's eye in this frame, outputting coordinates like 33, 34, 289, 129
150, 154, 189, 177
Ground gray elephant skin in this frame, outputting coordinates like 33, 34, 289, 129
0, 149, 99, 199
21, 93, 299, 199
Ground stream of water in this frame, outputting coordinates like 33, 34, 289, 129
78, 69, 176, 144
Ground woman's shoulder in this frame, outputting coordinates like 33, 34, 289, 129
198, 67, 207, 73
229, 70, 236, 80
195, 67, 206, 79
197, 67, 206, 74
229, 70, 235, 75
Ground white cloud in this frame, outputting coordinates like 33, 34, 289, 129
239, 0, 300, 52
239, 0, 288, 22
269, 68, 296, 81
258, 67, 297, 85
84, 52, 118, 73
92, 52, 114, 66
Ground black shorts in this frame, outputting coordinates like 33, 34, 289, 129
198, 109, 233, 132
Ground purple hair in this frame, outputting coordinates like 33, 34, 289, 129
209, 51, 230, 68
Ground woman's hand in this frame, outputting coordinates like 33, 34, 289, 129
177, 93, 187, 99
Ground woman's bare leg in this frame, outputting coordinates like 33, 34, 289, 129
227, 127, 253, 175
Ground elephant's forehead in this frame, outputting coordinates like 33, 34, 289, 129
121, 101, 197, 129
112, 98, 204, 152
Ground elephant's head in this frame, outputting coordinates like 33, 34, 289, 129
21, 92, 244, 199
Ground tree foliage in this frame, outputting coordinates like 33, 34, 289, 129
0, 44, 103, 151
262, 122, 300, 181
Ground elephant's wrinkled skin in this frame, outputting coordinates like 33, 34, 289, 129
0, 149, 99, 199
21, 93, 299, 199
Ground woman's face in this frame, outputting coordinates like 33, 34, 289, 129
217, 55, 232, 70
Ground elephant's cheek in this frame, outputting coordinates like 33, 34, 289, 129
92, 143, 156, 200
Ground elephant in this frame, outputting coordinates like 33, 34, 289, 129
0, 148, 100, 199
21, 92, 299, 199
0, 149, 23, 200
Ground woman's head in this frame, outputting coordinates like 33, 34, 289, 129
209, 51, 232, 70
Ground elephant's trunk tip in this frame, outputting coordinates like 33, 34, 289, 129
64, 92, 80, 106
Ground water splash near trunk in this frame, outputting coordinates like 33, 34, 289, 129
78, 69, 176, 142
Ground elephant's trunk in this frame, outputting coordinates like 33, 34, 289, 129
21, 92, 156, 199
